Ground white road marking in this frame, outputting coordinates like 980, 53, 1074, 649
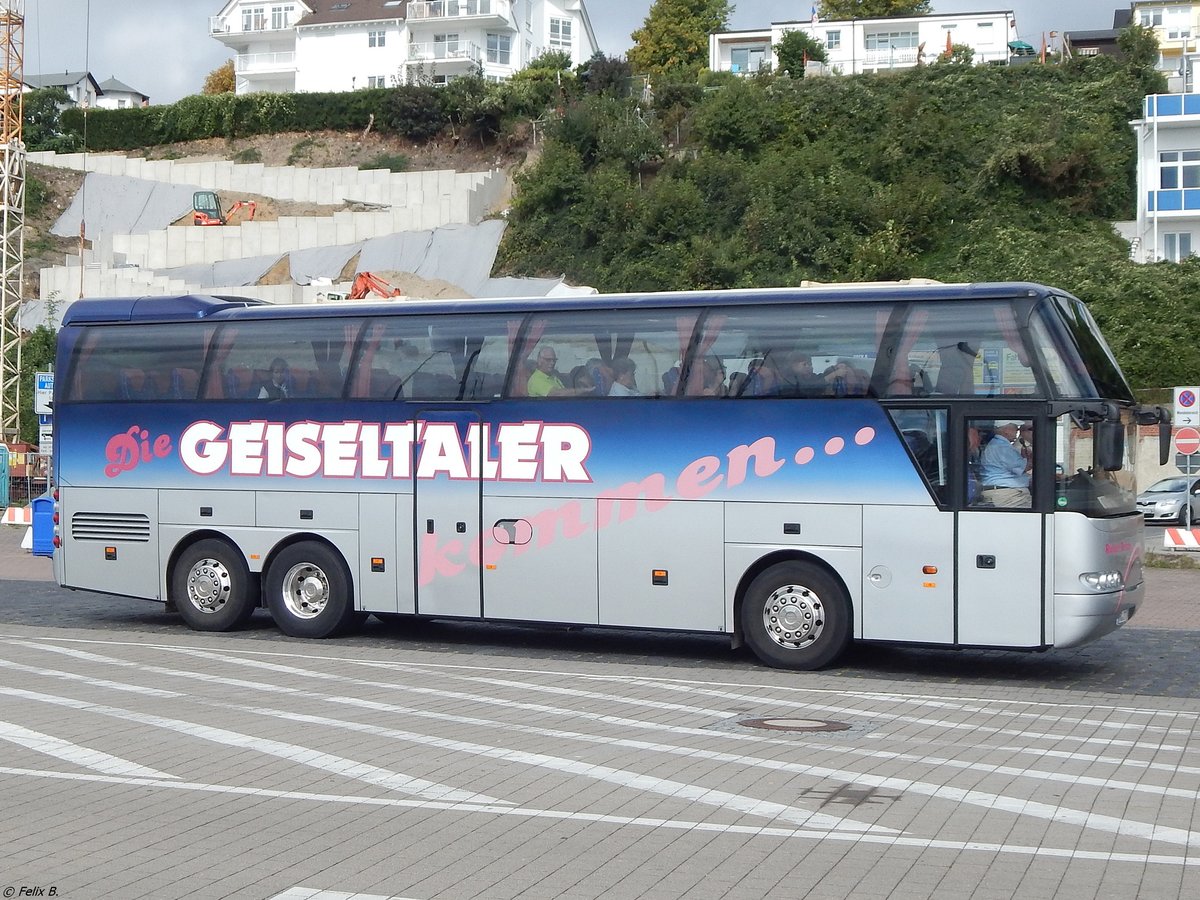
0, 656, 182, 697
237, 702, 897, 834
0, 686, 508, 805
0, 720, 177, 779
9, 640, 1199, 846
0, 763, 1195, 866
15, 634, 1199, 722
144, 645, 1200, 828
270, 891, 420, 900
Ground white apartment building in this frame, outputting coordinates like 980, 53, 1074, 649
1130, 92, 1200, 262
709, 10, 1017, 77
210, 0, 597, 94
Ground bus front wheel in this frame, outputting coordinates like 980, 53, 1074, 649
171, 539, 257, 632
266, 541, 357, 639
741, 561, 851, 670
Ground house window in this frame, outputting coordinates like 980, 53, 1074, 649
729, 46, 766, 73
1163, 232, 1193, 262
1140, 9, 1164, 27
976, 21, 994, 44
864, 30, 919, 51
825, 30, 841, 50
1168, 27, 1192, 40
1159, 150, 1200, 189
434, 33, 460, 57
549, 17, 572, 53
270, 5, 294, 29
242, 6, 267, 31
369, 30, 386, 47
1078, 47, 1100, 56
487, 32, 511, 64
368, 75, 388, 88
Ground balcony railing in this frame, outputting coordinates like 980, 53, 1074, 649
236, 51, 298, 73
408, 41, 483, 64
211, 15, 295, 35
860, 47, 920, 68
406, 0, 511, 23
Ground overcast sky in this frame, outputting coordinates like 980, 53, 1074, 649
26, 1, 1121, 106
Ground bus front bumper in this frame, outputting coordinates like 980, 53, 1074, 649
1053, 579, 1143, 649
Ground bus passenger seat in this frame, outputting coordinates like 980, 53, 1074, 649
224, 366, 255, 399
170, 367, 199, 400
118, 368, 146, 401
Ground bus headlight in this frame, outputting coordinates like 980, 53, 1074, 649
1080, 571, 1124, 591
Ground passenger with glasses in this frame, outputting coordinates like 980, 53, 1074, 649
527, 346, 590, 397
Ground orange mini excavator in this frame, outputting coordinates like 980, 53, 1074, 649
348, 272, 404, 299
192, 190, 257, 226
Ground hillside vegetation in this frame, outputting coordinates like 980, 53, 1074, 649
494, 59, 1194, 396
20, 55, 1199, 401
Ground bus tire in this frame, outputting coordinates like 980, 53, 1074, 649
741, 561, 851, 670
266, 541, 356, 639
171, 539, 256, 632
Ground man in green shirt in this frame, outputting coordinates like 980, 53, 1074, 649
528, 346, 578, 397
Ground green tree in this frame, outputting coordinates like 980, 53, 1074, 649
23, 87, 77, 152
1117, 22, 1160, 70
628, 0, 733, 81
579, 52, 634, 96
17, 324, 57, 446
819, 0, 931, 18
935, 43, 975, 65
774, 30, 829, 77
203, 60, 235, 95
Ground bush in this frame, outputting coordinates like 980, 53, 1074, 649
362, 153, 409, 172
382, 85, 446, 140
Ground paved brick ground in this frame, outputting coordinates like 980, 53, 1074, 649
2, 524, 1200, 899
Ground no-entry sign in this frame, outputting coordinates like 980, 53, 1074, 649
1176, 426, 1200, 456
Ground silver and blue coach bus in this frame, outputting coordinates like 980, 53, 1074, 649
49, 283, 1167, 669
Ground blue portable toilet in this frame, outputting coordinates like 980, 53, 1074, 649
31, 492, 54, 557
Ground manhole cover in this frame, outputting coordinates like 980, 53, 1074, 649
738, 717, 851, 733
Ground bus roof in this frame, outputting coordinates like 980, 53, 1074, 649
60, 283, 1061, 327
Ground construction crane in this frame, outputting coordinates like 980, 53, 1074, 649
0, 0, 23, 440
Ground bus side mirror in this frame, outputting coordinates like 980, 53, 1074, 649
1097, 421, 1124, 472
1161, 421, 1173, 467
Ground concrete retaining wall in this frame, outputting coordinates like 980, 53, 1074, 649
29, 150, 502, 213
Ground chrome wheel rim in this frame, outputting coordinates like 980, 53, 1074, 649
186, 557, 232, 615
762, 583, 825, 650
280, 562, 330, 620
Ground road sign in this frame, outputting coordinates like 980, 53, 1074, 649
33, 372, 54, 416
38, 424, 53, 455
1175, 426, 1200, 456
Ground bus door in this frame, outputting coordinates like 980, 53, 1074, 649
863, 409, 955, 645
413, 410, 483, 618
956, 415, 1046, 647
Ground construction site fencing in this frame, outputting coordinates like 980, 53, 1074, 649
5, 452, 51, 507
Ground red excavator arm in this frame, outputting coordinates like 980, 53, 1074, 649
348, 272, 404, 300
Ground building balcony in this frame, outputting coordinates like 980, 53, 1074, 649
408, 41, 483, 66
1144, 94, 1200, 120
406, 0, 512, 27
860, 47, 920, 68
211, 15, 295, 38
236, 51, 298, 75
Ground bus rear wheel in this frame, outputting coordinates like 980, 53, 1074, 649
741, 561, 851, 670
171, 539, 257, 632
266, 541, 357, 639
